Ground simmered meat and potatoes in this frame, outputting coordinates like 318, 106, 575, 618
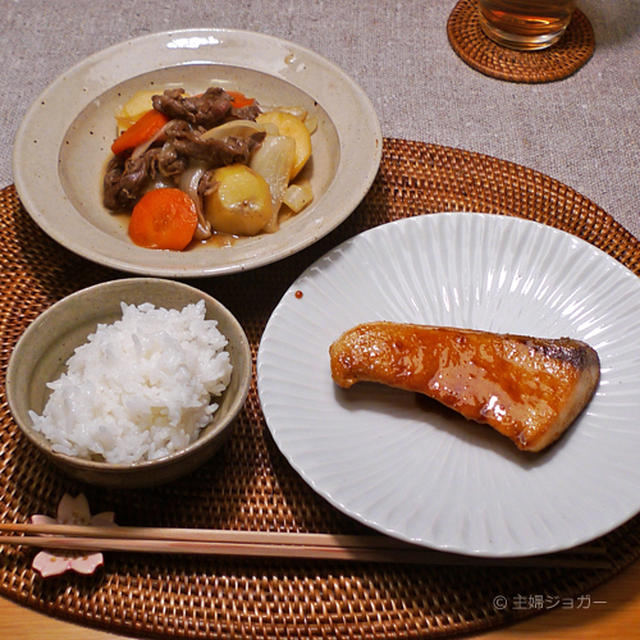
103, 86, 315, 250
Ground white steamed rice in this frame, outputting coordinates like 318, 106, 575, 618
29, 300, 233, 464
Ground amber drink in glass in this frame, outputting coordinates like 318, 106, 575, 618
478, 0, 576, 50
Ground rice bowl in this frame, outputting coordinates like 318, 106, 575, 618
6, 278, 252, 488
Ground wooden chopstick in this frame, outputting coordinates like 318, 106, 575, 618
0, 523, 612, 568
0, 523, 415, 548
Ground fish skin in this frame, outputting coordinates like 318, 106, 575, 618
329, 322, 600, 452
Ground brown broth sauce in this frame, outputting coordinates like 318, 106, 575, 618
112, 211, 239, 249
112, 205, 297, 250
199, 231, 238, 248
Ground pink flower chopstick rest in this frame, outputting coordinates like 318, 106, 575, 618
30, 493, 115, 578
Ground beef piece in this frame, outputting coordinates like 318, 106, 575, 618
198, 169, 218, 198
103, 141, 187, 210
152, 87, 233, 128
103, 154, 149, 210
146, 143, 188, 179
103, 156, 124, 209
162, 119, 198, 140
164, 121, 265, 165
230, 103, 262, 121
171, 134, 264, 165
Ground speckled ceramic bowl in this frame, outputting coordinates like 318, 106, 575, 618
13, 29, 381, 278
6, 278, 251, 488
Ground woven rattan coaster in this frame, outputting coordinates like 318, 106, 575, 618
447, 0, 595, 83
1, 139, 640, 639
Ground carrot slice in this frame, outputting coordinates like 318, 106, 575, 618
227, 90, 255, 109
128, 188, 198, 250
111, 109, 169, 155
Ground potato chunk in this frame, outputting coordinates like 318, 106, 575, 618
204, 164, 273, 236
256, 111, 312, 178
115, 90, 159, 132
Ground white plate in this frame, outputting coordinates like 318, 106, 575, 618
257, 213, 640, 557
13, 29, 381, 277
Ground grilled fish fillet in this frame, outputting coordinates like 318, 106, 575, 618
329, 322, 600, 452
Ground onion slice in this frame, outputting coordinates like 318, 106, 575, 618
199, 119, 265, 142
178, 163, 211, 240
249, 135, 295, 232
283, 181, 313, 213
129, 118, 177, 161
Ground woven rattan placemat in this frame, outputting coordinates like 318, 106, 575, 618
447, 0, 595, 83
1, 138, 639, 639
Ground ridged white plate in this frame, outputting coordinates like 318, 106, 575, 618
257, 213, 640, 557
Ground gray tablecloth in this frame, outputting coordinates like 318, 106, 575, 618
2, 0, 638, 237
